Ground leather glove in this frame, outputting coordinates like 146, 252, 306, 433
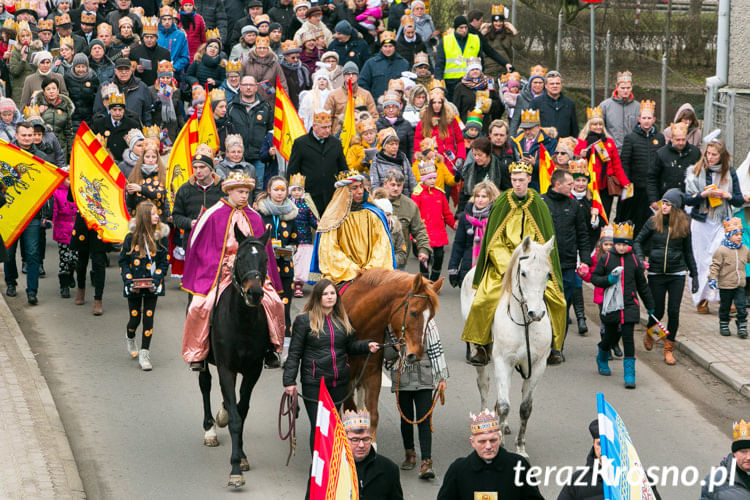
708, 278, 718, 290
448, 269, 460, 288
691, 278, 699, 294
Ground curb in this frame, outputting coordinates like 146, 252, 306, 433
0, 293, 86, 498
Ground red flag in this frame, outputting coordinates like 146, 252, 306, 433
588, 153, 608, 225
538, 143, 554, 194
273, 76, 306, 162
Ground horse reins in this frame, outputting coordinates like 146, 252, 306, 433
506, 255, 534, 380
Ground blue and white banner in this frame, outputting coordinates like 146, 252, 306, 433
596, 393, 657, 500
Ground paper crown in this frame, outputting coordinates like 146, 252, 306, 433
59, 36, 74, 49
491, 4, 504, 16
130, 6, 145, 18
600, 225, 614, 240
724, 217, 743, 233
508, 160, 533, 175
23, 105, 40, 120
100, 82, 118, 98
80, 12, 97, 24
99, 22, 114, 34
342, 409, 370, 431
555, 136, 576, 155
55, 13, 71, 25
289, 173, 306, 189
388, 79, 404, 92
205, 27, 221, 41
300, 30, 316, 43
255, 36, 270, 48
192, 84, 205, 100
418, 159, 437, 178
2, 18, 17, 32
568, 159, 589, 178
470, 409, 500, 435
616, 70, 632, 83
37, 19, 53, 31
313, 110, 332, 125
356, 117, 376, 134
613, 221, 634, 241
222, 172, 256, 193
335, 169, 365, 188
586, 106, 603, 120
124, 128, 144, 147
377, 127, 398, 146
500, 71, 521, 84
640, 100, 656, 114
17, 20, 31, 33
225, 134, 244, 149
382, 91, 401, 108
400, 14, 415, 27
143, 125, 160, 138
280, 39, 299, 54
225, 59, 242, 74
520, 108, 540, 127
159, 6, 176, 17
380, 31, 396, 44
413, 51, 429, 67
156, 59, 173, 74
310, 28, 324, 39
429, 87, 444, 102
427, 79, 445, 91
15, 0, 35, 13
142, 16, 158, 35
253, 13, 270, 25
142, 137, 160, 152
734, 420, 750, 445
108, 92, 126, 107
530, 64, 547, 77
209, 88, 226, 102
419, 137, 435, 152
669, 122, 688, 136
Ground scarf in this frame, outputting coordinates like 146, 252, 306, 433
723, 231, 742, 249
461, 73, 488, 90
67, 67, 94, 82
687, 163, 734, 222
280, 57, 306, 87
585, 131, 606, 147
260, 196, 297, 218
466, 203, 492, 265
44, 94, 62, 108
201, 54, 221, 68
142, 164, 158, 176
158, 85, 177, 123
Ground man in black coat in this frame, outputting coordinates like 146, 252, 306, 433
286, 110, 347, 212
92, 58, 154, 126
531, 70, 579, 139
129, 28, 171, 87
278, 40, 310, 109
647, 124, 701, 206
617, 102, 665, 234
328, 20, 370, 70
543, 169, 591, 360
172, 154, 225, 245
90, 92, 141, 163
269, 0, 294, 36
229, 0, 264, 48
346, 411, 403, 500
194, 0, 229, 43
395, 18, 428, 67
226, 75, 273, 175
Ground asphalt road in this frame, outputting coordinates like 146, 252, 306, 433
6, 247, 750, 499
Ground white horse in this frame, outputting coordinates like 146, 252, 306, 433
460, 236, 554, 457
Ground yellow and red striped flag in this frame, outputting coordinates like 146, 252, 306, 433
0, 142, 67, 247
588, 153, 608, 225
70, 123, 131, 243
339, 79, 355, 157
273, 76, 307, 162
538, 143, 554, 194
167, 115, 198, 208
198, 89, 219, 152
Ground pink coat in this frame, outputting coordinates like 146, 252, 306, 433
414, 118, 466, 173
52, 184, 77, 245
181, 14, 207, 63
578, 251, 604, 304
411, 184, 456, 248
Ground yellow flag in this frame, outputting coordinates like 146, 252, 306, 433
167, 115, 198, 208
339, 79, 355, 157
70, 123, 131, 243
0, 141, 67, 247
273, 76, 307, 162
198, 91, 219, 152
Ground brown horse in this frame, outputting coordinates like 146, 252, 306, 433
341, 268, 443, 439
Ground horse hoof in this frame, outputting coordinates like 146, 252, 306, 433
516, 447, 529, 459
204, 436, 219, 447
502, 424, 511, 435
228, 474, 245, 488
216, 407, 228, 428
240, 458, 250, 471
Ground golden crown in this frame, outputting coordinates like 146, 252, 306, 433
142, 16, 159, 35
206, 27, 220, 41
300, 30, 316, 43
23, 105, 40, 119
670, 122, 688, 136
38, 19, 53, 31
380, 31, 396, 44
192, 84, 205, 99
491, 4, 504, 16
225, 59, 242, 74
2, 18, 17, 32
724, 217, 743, 233
225, 134, 244, 149
640, 100, 656, 114
154, 60, 171, 75
530, 64, 547, 77
413, 51, 429, 67
17, 20, 31, 33
342, 409, 370, 432
117, 15, 132, 27
80, 12, 97, 24
617, 70, 632, 83
159, 6, 176, 17
255, 36, 270, 48
500, 71, 521, 84
335, 169, 363, 182
377, 127, 398, 145
253, 14, 270, 25
142, 137, 160, 152
418, 159, 437, 177
400, 14, 414, 27
289, 173, 306, 189
313, 109, 332, 125
388, 79, 404, 91
222, 172, 256, 193
280, 39, 299, 53
419, 137, 435, 152
427, 79, 445, 91
356, 117, 376, 134
209, 88, 225, 102
55, 13, 71, 25
470, 409, 500, 435
58, 36, 74, 49
15, 0, 33, 11
568, 159, 589, 178
734, 420, 750, 442
129, 6, 145, 17
586, 106, 603, 120
613, 221, 634, 241
508, 160, 533, 175
520, 108, 540, 125
600, 225, 614, 240
142, 125, 160, 138
108, 92, 126, 107
429, 87, 444, 102
123, 128, 144, 146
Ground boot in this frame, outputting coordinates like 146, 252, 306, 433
600, 330, 613, 360
93, 299, 103, 316
429, 271, 441, 283
643, 330, 654, 351
623, 357, 636, 389
612, 343, 623, 357
60, 287, 70, 298
401, 450, 416, 470
469, 343, 490, 366
572, 288, 588, 335
75, 288, 85, 305
697, 299, 709, 314
663, 339, 676, 365
418, 459, 435, 480
720, 320, 731, 336
596, 348, 611, 376
738, 319, 748, 339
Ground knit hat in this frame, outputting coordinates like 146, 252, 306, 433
343, 61, 359, 75
72, 52, 89, 68
33, 51, 53, 65
507, 79, 520, 90
241, 24, 259, 35
588, 419, 599, 439
454, 15, 468, 29
660, 188, 683, 210
192, 153, 214, 170
335, 20, 354, 37
269, 22, 282, 33
465, 110, 483, 131
321, 51, 339, 63
0, 97, 16, 113
528, 74, 545, 85
89, 39, 105, 52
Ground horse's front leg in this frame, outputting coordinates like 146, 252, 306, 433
217, 366, 244, 487
199, 368, 218, 447
492, 352, 513, 437
474, 364, 492, 411
236, 364, 263, 472
515, 357, 547, 458
364, 371, 382, 442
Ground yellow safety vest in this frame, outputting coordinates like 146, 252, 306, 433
442, 32, 480, 80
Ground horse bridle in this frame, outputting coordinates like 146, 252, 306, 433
506, 255, 534, 380
231, 241, 268, 307
388, 291, 431, 363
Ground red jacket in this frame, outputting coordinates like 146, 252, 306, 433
411, 184, 456, 247
574, 137, 629, 191
414, 118, 466, 172
181, 14, 207, 63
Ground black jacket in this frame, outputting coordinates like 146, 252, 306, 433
647, 142, 701, 203
633, 215, 698, 277
453, 82, 503, 134
129, 42, 171, 87
543, 189, 591, 269
92, 76, 154, 126
286, 131, 347, 212
90, 114, 142, 163
171, 174, 225, 244
571, 192, 603, 256
395, 31, 428, 67
355, 448, 403, 500
226, 95, 272, 162
327, 35, 370, 70
282, 312, 371, 388
375, 115, 414, 161
119, 227, 169, 297
280, 62, 310, 110
591, 249, 655, 324
269, 2, 294, 35
620, 125, 665, 189
64, 69, 100, 129
458, 153, 510, 213
448, 202, 483, 283
557, 449, 604, 500
437, 449, 544, 500
194, 0, 229, 43
532, 92, 579, 139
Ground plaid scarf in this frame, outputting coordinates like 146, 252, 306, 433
425, 319, 449, 382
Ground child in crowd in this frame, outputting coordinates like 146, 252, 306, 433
709, 217, 750, 338
346, 114, 378, 173
591, 222, 655, 388
462, 110, 483, 150
412, 137, 456, 194
569, 159, 603, 255
125, 137, 170, 223
372, 188, 407, 269
119, 201, 169, 371
289, 173, 319, 297
52, 173, 77, 298
500, 73, 521, 121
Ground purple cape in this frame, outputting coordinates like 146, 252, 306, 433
181, 199, 282, 296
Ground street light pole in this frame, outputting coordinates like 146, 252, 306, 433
590, 4, 595, 107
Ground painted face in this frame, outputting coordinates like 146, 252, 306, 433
150, 206, 159, 224
269, 180, 288, 203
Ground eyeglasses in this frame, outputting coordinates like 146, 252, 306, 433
348, 436, 372, 445
240, 83, 258, 87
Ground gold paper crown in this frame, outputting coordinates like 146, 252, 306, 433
159, 6, 175, 17
733, 420, 750, 442
600, 225, 614, 240
143, 125, 160, 138
310, 28, 324, 39
280, 40, 298, 53
117, 16, 132, 27
154, 60, 171, 74
17, 20, 31, 34
724, 217, 743, 233
192, 84, 205, 100
108, 92, 126, 107
142, 16, 159, 35
289, 173, 306, 189
413, 52, 429, 67
123, 128, 144, 147
380, 31, 396, 44
142, 137, 160, 152
95, 133, 108, 148
613, 221, 634, 241
426, 79, 445, 91
99, 21, 113, 33
130, 6, 145, 17
101, 82, 118, 98
23, 105, 40, 120
222, 172, 256, 193
15, 0, 33, 12
500, 71, 521, 84
255, 36, 270, 48
520, 108, 540, 125
669, 122, 688, 136
37, 19, 53, 31
356, 117, 376, 135
470, 409, 500, 435
209, 88, 226, 102
508, 160, 533, 175
617, 70, 632, 83
429, 87, 444, 102
59, 36, 74, 48
206, 27, 220, 41
388, 79, 404, 92
377, 127, 398, 146
313, 109, 331, 125
419, 137, 435, 152
640, 100, 656, 114
55, 13, 71, 25
335, 169, 365, 188
226, 59, 242, 74
586, 106, 603, 120
225, 133, 244, 149
300, 30, 316, 43
418, 159, 436, 177
491, 4, 504, 16
342, 409, 370, 431
568, 159, 589, 178
530, 64, 547, 77
2, 18, 17, 32
80, 12, 97, 24
400, 15, 414, 27
336, 169, 363, 182
253, 14, 270, 25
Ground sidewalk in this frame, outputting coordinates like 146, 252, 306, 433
0, 293, 85, 499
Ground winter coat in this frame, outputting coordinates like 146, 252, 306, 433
395, 31, 428, 67
571, 191, 603, 256
411, 184, 455, 248
180, 13, 207, 62
241, 48, 288, 105
359, 51, 409, 101
684, 167, 744, 223
620, 125, 665, 190
20, 71, 68, 109
700, 453, 750, 500
579, 251, 605, 305
8, 43, 40, 108
149, 83, 184, 141
598, 91, 641, 150
64, 68, 100, 130
0, 108, 21, 143
269, 2, 294, 35
90, 114, 141, 163
453, 82, 504, 134
388, 214, 408, 268
574, 137, 630, 193
390, 193, 432, 258
327, 35, 370, 70
375, 115, 414, 161
93, 76, 153, 126
186, 53, 226, 89
647, 142, 702, 203
370, 150, 417, 196
293, 20, 333, 47
710, 244, 750, 289
119, 223, 170, 297
355, 448, 404, 500
662, 102, 703, 147
229, 42, 252, 64
532, 92, 579, 139
293, 197, 318, 245
52, 184, 76, 244
509, 128, 558, 192
324, 84, 378, 134
280, 60, 310, 109
282, 311, 372, 388
171, 173, 224, 244
225, 94, 272, 162
129, 42, 171, 87
591, 248, 655, 324
412, 156, 456, 193
481, 29, 516, 77
414, 118, 466, 169
286, 131, 348, 212
157, 23, 190, 73
448, 203, 490, 283
125, 170, 170, 221
508, 82, 542, 135
34, 126, 66, 168
459, 153, 510, 208
89, 55, 115, 87
543, 189, 591, 269
29, 91, 75, 157
257, 201, 300, 279
633, 215, 698, 277
194, 0, 229, 43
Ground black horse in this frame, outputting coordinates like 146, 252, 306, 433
197, 227, 272, 488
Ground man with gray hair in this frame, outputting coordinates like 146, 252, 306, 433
382, 169, 431, 269
531, 70, 579, 139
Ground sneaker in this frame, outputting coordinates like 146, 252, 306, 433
27, 292, 38, 305
139, 349, 152, 371
6, 285, 17, 297
60, 287, 70, 298
547, 350, 564, 365
21, 262, 27, 274
127, 338, 138, 358
38, 265, 46, 277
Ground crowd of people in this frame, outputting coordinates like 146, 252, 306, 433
0, 0, 749, 497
